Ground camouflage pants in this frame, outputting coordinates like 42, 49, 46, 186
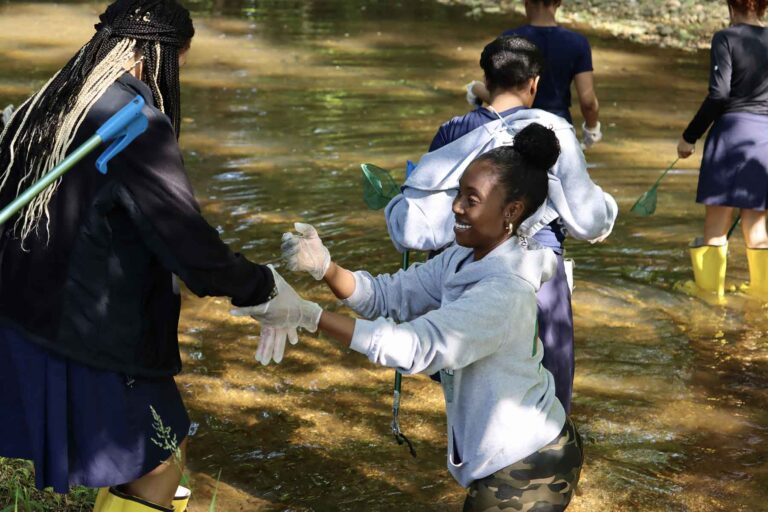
463, 417, 583, 512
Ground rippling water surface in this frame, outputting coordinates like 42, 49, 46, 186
1, 1, 767, 510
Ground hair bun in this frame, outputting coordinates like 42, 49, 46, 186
513, 123, 561, 171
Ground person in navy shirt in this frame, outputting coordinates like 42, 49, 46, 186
428, 36, 576, 412
470, 0, 602, 149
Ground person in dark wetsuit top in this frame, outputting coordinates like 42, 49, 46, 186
677, 0, 768, 298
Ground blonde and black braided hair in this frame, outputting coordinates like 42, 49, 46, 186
0, 0, 194, 241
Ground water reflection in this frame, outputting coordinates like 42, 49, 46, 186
1, 1, 767, 511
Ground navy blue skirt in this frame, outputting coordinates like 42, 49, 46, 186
697, 112, 768, 210
0, 326, 190, 493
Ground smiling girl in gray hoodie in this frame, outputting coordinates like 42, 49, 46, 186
243, 123, 583, 510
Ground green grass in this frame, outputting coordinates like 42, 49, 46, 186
0, 407, 221, 512
0, 458, 96, 512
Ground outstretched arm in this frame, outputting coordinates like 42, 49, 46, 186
282, 222, 445, 322
317, 310, 356, 345
574, 71, 599, 129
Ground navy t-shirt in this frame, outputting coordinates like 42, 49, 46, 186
428, 106, 565, 251
502, 25, 593, 123
429, 106, 526, 152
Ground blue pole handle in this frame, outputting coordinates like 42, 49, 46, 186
0, 96, 148, 225
95, 95, 148, 174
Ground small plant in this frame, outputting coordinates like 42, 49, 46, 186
149, 406, 221, 511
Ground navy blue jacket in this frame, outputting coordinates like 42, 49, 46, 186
0, 74, 274, 377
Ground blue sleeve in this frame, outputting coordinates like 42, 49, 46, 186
573, 35, 593, 74
428, 124, 449, 152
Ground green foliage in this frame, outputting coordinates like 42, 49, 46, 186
0, 458, 96, 512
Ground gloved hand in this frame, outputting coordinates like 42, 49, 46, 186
254, 325, 298, 365
281, 222, 331, 280
465, 80, 483, 107
581, 121, 602, 150
232, 266, 322, 330
231, 266, 323, 365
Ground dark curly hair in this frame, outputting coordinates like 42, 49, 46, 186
473, 123, 560, 222
728, 0, 767, 16
480, 36, 543, 94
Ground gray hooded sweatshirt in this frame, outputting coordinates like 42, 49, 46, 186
384, 108, 618, 252
344, 237, 566, 487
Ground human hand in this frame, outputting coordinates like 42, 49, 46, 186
231, 266, 322, 331
581, 121, 602, 150
465, 80, 484, 107
254, 325, 298, 365
677, 137, 695, 159
281, 222, 331, 280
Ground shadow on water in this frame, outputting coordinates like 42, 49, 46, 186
1, 1, 768, 511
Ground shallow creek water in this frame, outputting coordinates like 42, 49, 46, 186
1, 1, 767, 511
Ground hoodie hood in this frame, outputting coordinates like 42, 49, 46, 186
405, 108, 572, 193
442, 237, 557, 303
385, 107, 618, 252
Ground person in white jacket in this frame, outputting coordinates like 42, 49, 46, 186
240, 124, 583, 510
386, 36, 618, 413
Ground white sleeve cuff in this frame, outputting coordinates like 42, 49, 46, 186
341, 271, 374, 312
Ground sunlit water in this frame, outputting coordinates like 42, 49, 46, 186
1, 1, 767, 511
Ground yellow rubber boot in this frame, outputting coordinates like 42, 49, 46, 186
689, 243, 728, 297
93, 487, 173, 512
171, 486, 191, 512
746, 248, 768, 299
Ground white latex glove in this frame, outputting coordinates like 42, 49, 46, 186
254, 325, 299, 366
231, 266, 322, 365
281, 222, 331, 280
232, 266, 322, 330
465, 80, 483, 107
581, 121, 602, 150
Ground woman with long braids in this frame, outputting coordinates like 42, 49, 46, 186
0, 1, 320, 510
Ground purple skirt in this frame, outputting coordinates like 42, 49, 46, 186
537, 253, 574, 413
0, 325, 189, 493
697, 112, 768, 210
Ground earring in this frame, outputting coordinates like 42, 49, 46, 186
506, 222, 514, 235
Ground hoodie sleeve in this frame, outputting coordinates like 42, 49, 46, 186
384, 188, 457, 253
343, 254, 448, 322
545, 125, 618, 243
114, 106, 274, 307
349, 276, 535, 376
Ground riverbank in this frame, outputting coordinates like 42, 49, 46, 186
440, 0, 731, 50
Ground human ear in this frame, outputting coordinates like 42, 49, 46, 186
531, 76, 540, 97
503, 200, 526, 231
